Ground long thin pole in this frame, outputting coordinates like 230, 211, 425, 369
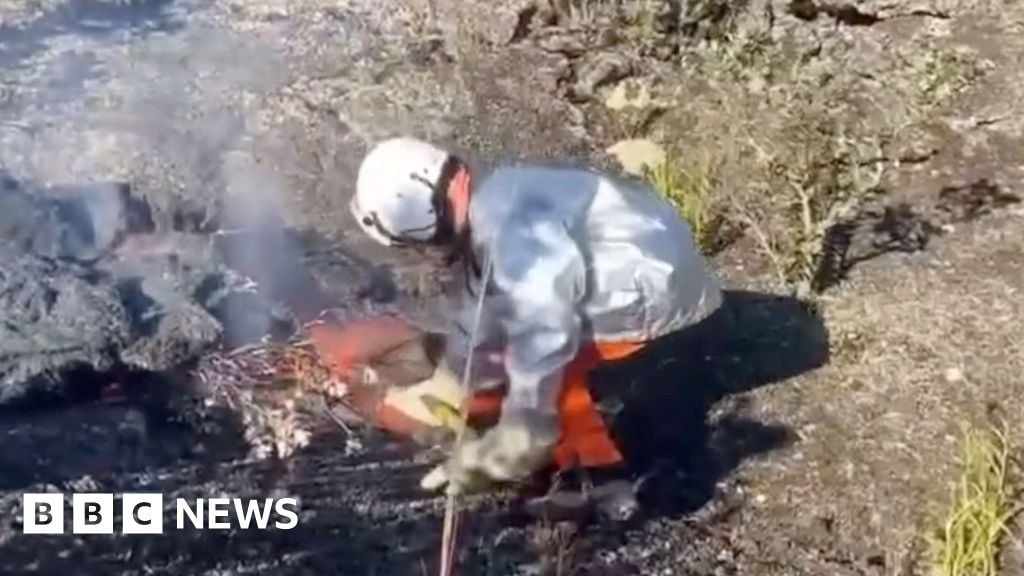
439, 250, 494, 576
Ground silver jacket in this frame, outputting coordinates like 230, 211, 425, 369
445, 165, 723, 418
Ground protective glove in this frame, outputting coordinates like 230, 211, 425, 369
380, 355, 466, 430
419, 409, 559, 495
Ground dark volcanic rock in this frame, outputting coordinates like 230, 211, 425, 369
0, 172, 153, 264
0, 246, 132, 406
118, 282, 225, 372
0, 172, 303, 404
0, 240, 236, 405
103, 234, 239, 369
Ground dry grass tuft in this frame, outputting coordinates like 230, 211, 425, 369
195, 340, 361, 460
928, 423, 1021, 576
644, 151, 720, 254
531, 521, 579, 576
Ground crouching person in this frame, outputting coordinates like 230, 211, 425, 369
346, 137, 724, 501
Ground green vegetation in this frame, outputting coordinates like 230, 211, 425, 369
928, 423, 1020, 576
644, 152, 719, 254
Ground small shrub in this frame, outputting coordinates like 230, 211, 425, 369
728, 116, 888, 298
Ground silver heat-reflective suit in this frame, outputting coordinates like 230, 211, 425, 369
444, 164, 723, 420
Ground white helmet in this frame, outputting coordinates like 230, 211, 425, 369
350, 137, 454, 247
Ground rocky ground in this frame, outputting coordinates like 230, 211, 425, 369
1, 0, 1022, 574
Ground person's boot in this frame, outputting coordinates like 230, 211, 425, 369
519, 463, 638, 524
580, 464, 639, 523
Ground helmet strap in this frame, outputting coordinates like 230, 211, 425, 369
360, 153, 471, 251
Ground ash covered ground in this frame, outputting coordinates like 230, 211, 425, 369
1, 0, 1023, 575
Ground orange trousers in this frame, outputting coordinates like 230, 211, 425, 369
307, 316, 645, 470
467, 340, 646, 470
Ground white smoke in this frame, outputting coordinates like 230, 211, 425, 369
0, 0, 324, 341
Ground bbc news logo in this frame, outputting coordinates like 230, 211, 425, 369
22, 493, 299, 534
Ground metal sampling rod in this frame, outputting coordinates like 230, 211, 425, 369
439, 246, 494, 576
